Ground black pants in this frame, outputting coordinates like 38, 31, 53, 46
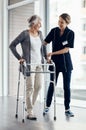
46, 69, 72, 110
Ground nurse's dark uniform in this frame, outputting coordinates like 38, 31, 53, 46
45, 27, 75, 110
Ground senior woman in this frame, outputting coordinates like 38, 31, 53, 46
9, 15, 47, 120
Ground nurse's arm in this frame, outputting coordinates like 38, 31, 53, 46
47, 47, 69, 57
43, 41, 48, 45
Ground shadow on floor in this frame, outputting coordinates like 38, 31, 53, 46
0, 96, 86, 130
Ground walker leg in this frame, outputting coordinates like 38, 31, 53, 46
43, 97, 46, 116
54, 98, 56, 121
43, 65, 48, 116
53, 66, 56, 121
15, 70, 21, 118
22, 119, 25, 123
22, 75, 26, 123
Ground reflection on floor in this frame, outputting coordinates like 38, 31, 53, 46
0, 96, 86, 130
56, 88, 86, 100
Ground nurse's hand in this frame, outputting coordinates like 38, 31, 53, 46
46, 52, 52, 63
46, 56, 52, 64
47, 52, 52, 57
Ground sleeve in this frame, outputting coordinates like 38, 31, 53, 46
41, 44, 47, 59
44, 29, 54, 43
64, 30, 75, 48
39, 31, 47, 60
9, 31, 25, 60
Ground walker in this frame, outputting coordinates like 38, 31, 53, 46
15, 60, 56, 122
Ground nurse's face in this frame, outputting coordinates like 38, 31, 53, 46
58, 16, 68, 30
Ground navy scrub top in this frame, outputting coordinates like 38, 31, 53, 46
44, 27, 75, 72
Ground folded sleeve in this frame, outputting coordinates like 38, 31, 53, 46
44, 29, 54, 43
64, 30, 75, 48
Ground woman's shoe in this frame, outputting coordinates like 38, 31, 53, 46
27, 114, 37, 120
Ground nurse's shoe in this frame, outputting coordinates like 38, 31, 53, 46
43, 107, 49, 115
65, 110, 74, 117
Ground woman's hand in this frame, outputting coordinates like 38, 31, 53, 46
46, 58, 52, 63
19, 58, 25, 64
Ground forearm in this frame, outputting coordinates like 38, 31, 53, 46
49, 47, 69, 57
53, 47, 69, 55
43, 41, 48, 45
9, 44, 21, 60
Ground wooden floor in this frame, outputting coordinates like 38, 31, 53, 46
0, 96, 86, 130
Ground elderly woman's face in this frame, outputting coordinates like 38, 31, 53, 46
58, 17, 67, 30
33, 20, 41, 30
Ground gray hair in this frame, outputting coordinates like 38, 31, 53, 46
27, 15, 41, 27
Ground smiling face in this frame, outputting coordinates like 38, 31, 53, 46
58, 16, 68, 31
33, 20, 42, 31
28, 15, 42, 31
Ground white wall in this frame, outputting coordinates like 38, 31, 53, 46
8, 2, 34, 96
0, 0, 3, 96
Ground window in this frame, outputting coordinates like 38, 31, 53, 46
49, 0, 86, 107
83, 46, 86, 54
82, 0, 86, 8
8, 0, 24, 5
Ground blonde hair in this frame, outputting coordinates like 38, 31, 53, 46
59, 13, 71, 24
27, 15, 41, 27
